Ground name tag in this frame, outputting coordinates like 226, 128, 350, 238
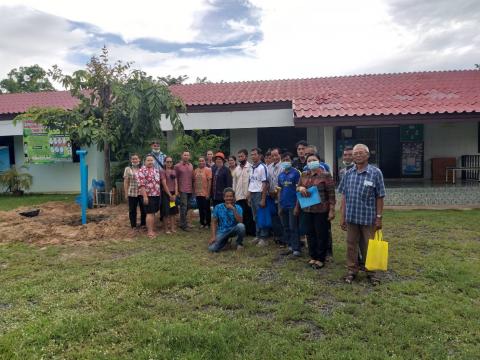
364, 180, 373, 186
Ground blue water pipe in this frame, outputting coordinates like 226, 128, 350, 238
76, 150, 88, 225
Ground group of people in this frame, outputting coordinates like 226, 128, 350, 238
123, 139, 385, 285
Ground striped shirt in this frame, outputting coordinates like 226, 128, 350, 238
298, 170, 336, 213
123, 166, 140, 197
338, 164, 386, 225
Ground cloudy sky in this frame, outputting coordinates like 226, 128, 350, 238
1, 0, 479, 84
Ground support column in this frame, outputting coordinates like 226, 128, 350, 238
323, 126, 335, 170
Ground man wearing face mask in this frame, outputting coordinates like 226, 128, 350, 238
149, 140, 166, 171
278, 152, 302, 256
338, 147, 354, 184
233, 149, 255, 236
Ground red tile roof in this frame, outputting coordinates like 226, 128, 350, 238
1, 71, 479, 119
0, 90, 79, 115
170, 70, 480, 118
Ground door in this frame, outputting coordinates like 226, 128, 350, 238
378, 127, 401, 178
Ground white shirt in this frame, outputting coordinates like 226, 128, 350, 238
248, 162, 268, 193
233, 162, 251, 200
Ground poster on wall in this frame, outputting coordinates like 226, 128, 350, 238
401, 142, 423, 176
23, 120, 72, 164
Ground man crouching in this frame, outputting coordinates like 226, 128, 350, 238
208, 188, 245, 252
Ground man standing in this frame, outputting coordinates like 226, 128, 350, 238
247, 148, 269, 246
278, 152, 301, 256
175, 151, 194, 231
268, 147, 284, 244
338, 146, 354, 183
208, 188, 245, 252
339, 144, 385, 285
233, 149, 255, 236
292, 140, 308, 172
149, 140, 166, 170
136, 154, 162, 238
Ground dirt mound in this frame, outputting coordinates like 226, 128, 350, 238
0, 202, 137, 245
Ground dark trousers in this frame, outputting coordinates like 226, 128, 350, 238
236, 199, 256, 236
128, 196, 146, 228
280, 208, 300, 251
327, 221, 333, 257
196, 196, 211, 226
305, 212, 329, 262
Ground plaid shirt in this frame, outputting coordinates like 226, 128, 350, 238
268, 162, 282, 193
123, 166, 140, 197
338, 164, 386, 225
298, 171, 336, 213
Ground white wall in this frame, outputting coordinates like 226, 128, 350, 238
229, 128, 257, 155
424, 122, 479, 179
0, 120, 23, 136
161, 109, 294, 130
307, 127, 325, 158
13, 136, 104, 193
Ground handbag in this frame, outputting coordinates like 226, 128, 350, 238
365, 230, 389, 271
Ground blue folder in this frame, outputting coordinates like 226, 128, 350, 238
296, 186, 321, 209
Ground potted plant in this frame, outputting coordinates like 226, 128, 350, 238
0, 165, 33, 196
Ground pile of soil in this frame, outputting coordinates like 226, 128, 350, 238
0, 202, 137, 245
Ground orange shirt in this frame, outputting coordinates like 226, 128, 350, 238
194, 167, 212, 197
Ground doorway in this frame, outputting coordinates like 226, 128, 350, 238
378, 127, 401, 178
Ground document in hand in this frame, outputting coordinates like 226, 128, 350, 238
296, 186, 321, 209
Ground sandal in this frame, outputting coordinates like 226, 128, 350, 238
367, 275, 380, 286
344, 273, 356, 284
147, 232, 156, 239
310, 260, 324, 269
165, 231, 172, 235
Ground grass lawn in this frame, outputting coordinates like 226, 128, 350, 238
0, 194, 77, 211
0, 204, 479, 359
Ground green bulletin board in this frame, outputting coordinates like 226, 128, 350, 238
23, 120, 72, 164
400, 124, 424, 142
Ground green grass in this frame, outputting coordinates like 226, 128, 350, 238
0, 194, 77, 211
0, 209, 479, 359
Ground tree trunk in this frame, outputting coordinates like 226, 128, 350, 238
104, 142, 111, 192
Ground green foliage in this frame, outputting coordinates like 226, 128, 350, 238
158, 74, 189, 85
0, 64, 55, 93
0, 194, 76, 211
168, 130, 227, 164
0, 165, 33, 194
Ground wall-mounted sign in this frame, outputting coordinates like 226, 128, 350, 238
400, 124, 424, 142
23, 120, 72, 164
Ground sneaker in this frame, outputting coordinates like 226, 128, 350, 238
236, 245, 244, 251
292, 251, 301, 257
257, 239, 268, 247
280, 249, 292, 256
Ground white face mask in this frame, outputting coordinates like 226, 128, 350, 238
343, 160, 353, 167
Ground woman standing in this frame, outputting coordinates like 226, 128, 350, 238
161, 156, 179, 234
194, 156, 212, 229
211, 152, 233, 207
123, 153, 146, 230
228, 155, 237, 176
295, 153, 336, 269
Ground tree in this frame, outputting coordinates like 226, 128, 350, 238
158, 74, 189, 86
0, 65, 55, 93
168, 130, 227, 165
15, 47, 185, 191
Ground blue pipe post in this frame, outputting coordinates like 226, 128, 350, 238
76, 150, 88, 225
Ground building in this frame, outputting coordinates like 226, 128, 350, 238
1, 70, 479, 200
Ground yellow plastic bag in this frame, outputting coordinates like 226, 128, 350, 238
365, 230, 388, 271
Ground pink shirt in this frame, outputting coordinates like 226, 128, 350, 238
161, 169, 177, 193
174, 161, 194, 193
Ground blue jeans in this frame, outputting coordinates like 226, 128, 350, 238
208, 223, 246, 252
250, 192, 268, 239
280, 208, 300, 251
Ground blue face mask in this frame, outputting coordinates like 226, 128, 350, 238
307, 161, 321, 170
280, 162, 291, 170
